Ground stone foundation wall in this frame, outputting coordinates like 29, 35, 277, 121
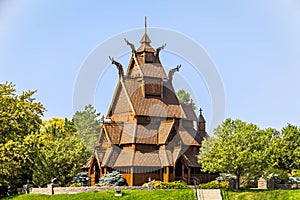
31, 186, 149, 195
275, 184, 300, 190
31, 187, 52, 195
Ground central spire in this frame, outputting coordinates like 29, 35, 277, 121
138, 16, 152, 46
144, 16, 147, 34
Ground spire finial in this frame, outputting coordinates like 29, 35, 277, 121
144, 16, 147, 34
199, 108, 203, 115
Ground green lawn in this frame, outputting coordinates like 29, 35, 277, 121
3, 189, 195, 200
223, 189, 300, 200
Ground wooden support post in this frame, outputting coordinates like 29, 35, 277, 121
188, 168, 191, 184
160, 168, 163, 182
166, 166, 169, 182
130, 167, 134, 186
173, 166, 175, 181
182, 164, 184, 179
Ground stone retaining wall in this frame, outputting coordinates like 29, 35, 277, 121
31, 186, 149, 195
31, 187, 52, 195
275, 184, 300, 190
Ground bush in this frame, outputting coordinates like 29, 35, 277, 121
69, 183, 82, 187
217, 173, 236, 182
291, 169, 300, 178
198, 180, 229, 189
142, 180, 190, 189
265, 168, 289, 183
240, 175, 258, 188
98, 171, 126, 187
72, 172, 90, 186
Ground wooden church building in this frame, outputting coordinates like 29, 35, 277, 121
88, 18, 217, 186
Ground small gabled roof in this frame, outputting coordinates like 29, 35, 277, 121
107, 80, 135, 118
181, 104, 197, 121
81, 156, 92, 169
158, 120, 175, 144
103, 122, 123, 144
182, 149, 201, 167
178, 125, 201, 146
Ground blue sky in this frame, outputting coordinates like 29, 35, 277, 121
0, 0, 300, 133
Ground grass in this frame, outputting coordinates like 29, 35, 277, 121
222, 189, 300, 200
3, 189, 195, 200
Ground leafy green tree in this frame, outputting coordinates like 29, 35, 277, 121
0, 82, 45, 187
73, 104, 101, 153
276, 124, 300, 171
32, 118, 89, 186
198, 118, 272, 189
176, 89, 196, 110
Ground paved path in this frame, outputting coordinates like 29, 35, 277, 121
197, 189, 222, 200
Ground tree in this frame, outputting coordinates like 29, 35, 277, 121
0, 82, 45, 187
198, 118, 272, 189
72, 104, 101, 153
176, 89, 196, 110
32, 118, 89, 186
276, 124, 300, 171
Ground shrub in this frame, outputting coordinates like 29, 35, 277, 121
198, 180, 229, 189
142, 180, 189, 189
217, 173, 236, 181
291, 169, 300, 178
98, 171, 126, 187
265, 168, 289, 183
73, 172, 90, 186
146, 180, 189, 189
69, 183, 82, 187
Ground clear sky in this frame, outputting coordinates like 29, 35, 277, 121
0, 0, 300, 133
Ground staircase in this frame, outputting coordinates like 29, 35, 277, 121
197, 189, 222, 200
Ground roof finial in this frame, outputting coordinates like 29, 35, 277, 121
199, 108, 203, 115
144, 16, 147, 34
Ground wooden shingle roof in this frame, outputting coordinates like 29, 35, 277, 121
178, 126, 201, 146
133, 151, 161, 166
181, 104, 197, 121
182, 149, 201, 167
104, 123, 123, 144
158, 120, 174, 144
113, 149, 174, 167
139, 63, 167, 79
123, 78, 185, 118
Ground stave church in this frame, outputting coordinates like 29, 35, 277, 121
88, 18, 217, 186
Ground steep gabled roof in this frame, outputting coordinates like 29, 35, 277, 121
107, 80, 135, 118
